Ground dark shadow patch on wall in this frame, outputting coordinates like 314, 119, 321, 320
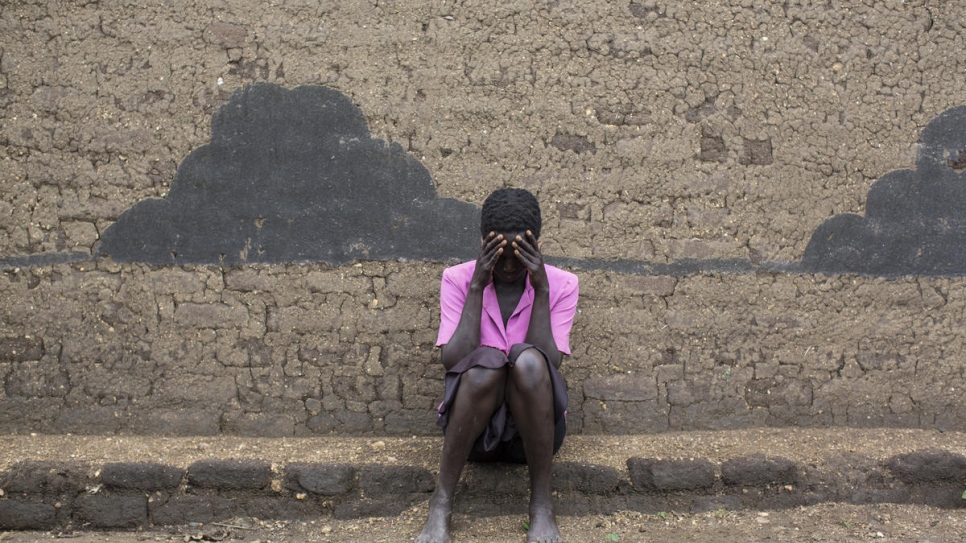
802, 106, 966, 277
550, 132, 597, 155
98, 84, 479, 265
698, 131, 728, 163
740, 138, 773, 166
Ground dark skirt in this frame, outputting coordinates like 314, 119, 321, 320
436, 343, 568, 464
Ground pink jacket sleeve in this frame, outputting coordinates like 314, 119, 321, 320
549, 271, 579, 355
436, 266, 466, 347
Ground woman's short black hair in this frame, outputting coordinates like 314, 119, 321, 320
480, 188, 542, 239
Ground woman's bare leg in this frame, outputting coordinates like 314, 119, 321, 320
416, 366, 507, 543
505, 348, 562, 543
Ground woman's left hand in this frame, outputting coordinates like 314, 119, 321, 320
512, 230, 549, 292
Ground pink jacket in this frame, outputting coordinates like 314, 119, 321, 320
436, 260, 579, 355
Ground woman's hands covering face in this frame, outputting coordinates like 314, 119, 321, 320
471, 230, 548, 291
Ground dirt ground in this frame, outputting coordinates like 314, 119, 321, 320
2, 504, 966, 543
5, 428, 966, 472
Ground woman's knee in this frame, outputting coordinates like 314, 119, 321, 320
510, 348, 550, 389
460, 366, 506, 396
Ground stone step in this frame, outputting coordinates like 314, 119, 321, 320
1, 429, 965, 530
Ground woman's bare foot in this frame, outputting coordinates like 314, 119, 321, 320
415, 495, 453, 543
527, 503, 562, 543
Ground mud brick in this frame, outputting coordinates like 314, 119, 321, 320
187, 459, 272, 490
552, 462, 621, 494
1, 461, 89, 496
52, 407, 123, 434
284, 463, 356, 496
100, 462, 184, 490
306, 412, 339, 433
74, 495, 147, 529
245, 496, 318, 520
583, 374, 657, 402
582, 396, 670, 434
886, 450, 966, 484
336, 411, 374, 432
133, 409, 221, 436
333, 498, 415, 519
655, 364, 685, 383
359, 465, 433, 495
221, 412, 295, 437
849, 487, 911, 505
149, 495, 237, 525
917, 484, 966, 508
460, 463, 528, 497
382, 409, 427, 435
760, 491, 808, 509
627, 458, 715, 491
0, 501, 57, 530
0, 465, 44, 495
721, 455, 800, 486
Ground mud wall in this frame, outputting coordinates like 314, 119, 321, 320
2, 1, 966, 436
2, 262, 965, 436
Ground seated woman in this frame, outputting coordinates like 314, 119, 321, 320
416, 188, 579, 543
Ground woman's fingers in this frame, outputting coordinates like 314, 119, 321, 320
512, 232, 541, 269
480, 234, 506, 270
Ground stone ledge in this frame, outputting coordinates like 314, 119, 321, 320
2, 449, 965, 530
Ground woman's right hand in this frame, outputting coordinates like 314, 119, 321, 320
470, 231, 505, 290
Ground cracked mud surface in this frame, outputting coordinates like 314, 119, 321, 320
3, 262, 966, 438
2, 1, 964, 263
0, 262, 966, 437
